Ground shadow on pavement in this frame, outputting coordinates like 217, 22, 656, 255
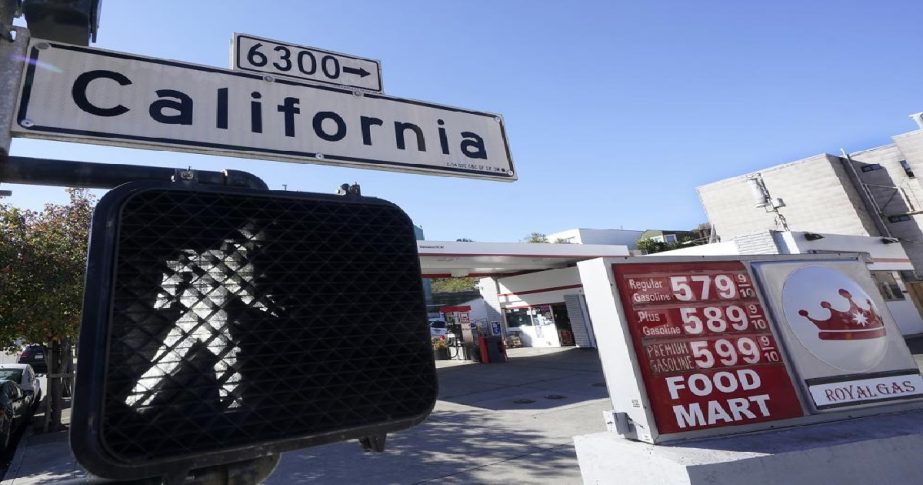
435, 348, 608, 411
268, 409, 581, 484
267, 348, 609, 484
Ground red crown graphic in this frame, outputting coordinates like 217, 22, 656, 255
798, 289, 886, 341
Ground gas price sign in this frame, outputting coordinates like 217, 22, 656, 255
613, 261, 804, 434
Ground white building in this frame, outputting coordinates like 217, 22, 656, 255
693, 111, 923, 335
698, 112, 923, 275
545, 228, 644, 247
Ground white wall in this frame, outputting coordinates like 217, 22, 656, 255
655, 240, 739, 256
460, 297, 490, 323
697, 154, 879, 240
777, 231, 911, 265
496, 267, 582, 308
547, 228, 644, 247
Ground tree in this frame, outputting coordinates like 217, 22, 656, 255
431, 277, 478, 293
524, 232, 548, 243
0, 188, 95, 429
635, 238, 676, 255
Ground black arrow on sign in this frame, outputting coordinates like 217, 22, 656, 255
343, 66, 371, 78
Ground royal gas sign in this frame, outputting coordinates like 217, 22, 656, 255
752, 260, 923, 411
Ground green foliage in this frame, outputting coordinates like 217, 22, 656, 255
0, 189, 95, 351
431, 277, 478, 293
524, 232, 548, 243
635, 238, 677, 254
636, 231, 708, 255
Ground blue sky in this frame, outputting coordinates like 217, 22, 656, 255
7, 1, 923, 242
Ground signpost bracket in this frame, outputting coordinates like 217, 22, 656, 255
0, 26, 29, 156
0, 154, 269, 191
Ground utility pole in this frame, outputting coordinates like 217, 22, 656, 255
0, 2, 28, 157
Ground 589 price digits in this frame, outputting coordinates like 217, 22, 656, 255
679, 305, 768, 334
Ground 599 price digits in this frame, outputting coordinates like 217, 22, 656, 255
689, 337, 778, 369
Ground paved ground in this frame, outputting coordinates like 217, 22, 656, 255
0, 347, 610, 484
6, 339, 923, 484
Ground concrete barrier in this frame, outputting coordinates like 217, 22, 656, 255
575, 409, 923, 485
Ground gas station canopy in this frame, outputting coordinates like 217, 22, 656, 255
417, 240, 630, 279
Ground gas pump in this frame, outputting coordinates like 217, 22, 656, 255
441, 305, 473, 360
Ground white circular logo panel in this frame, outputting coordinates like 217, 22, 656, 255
781, 266, 887, 372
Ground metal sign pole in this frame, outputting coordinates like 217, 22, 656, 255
0, 26, 28, 157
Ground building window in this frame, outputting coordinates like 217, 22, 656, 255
860, 164, 883, 172
504, 308, 533, 327
900, 270, 919, 283
664, 234, 678, 243
503, 305, 555, 327
870, 271, 905, 301
900, 160, 915, 178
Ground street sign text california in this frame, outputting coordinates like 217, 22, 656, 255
14, 41, 516, 181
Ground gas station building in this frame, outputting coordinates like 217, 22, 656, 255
418, 230, 923, 350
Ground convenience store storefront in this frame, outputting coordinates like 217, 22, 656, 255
417, 240, 630, 348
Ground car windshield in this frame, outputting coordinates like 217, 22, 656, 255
430, 321, 446, 329
0, 369, 23, 382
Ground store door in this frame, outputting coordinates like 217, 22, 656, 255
551, 303, 575, 346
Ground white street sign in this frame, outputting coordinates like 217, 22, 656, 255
232, 33, 383, 93
13, 40, 516, 181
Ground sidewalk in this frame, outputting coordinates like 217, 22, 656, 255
0, 347, 610, 484
2, 402, 80, 485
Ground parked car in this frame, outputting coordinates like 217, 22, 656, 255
0, 364, 42, 449
17, 345, 73, 397
18, 344, 47, 374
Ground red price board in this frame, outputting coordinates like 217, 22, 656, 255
613, 261, 803, 434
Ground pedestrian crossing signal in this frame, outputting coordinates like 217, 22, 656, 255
71, 181, 437, 481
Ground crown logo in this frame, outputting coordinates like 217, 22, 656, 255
798, 289, 886, 341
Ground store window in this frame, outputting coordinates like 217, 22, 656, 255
503, 305, 555, 327
870, 271, 904, 301
504, 308, 533, 327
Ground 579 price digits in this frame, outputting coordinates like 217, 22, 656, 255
670, 274, 755, 301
